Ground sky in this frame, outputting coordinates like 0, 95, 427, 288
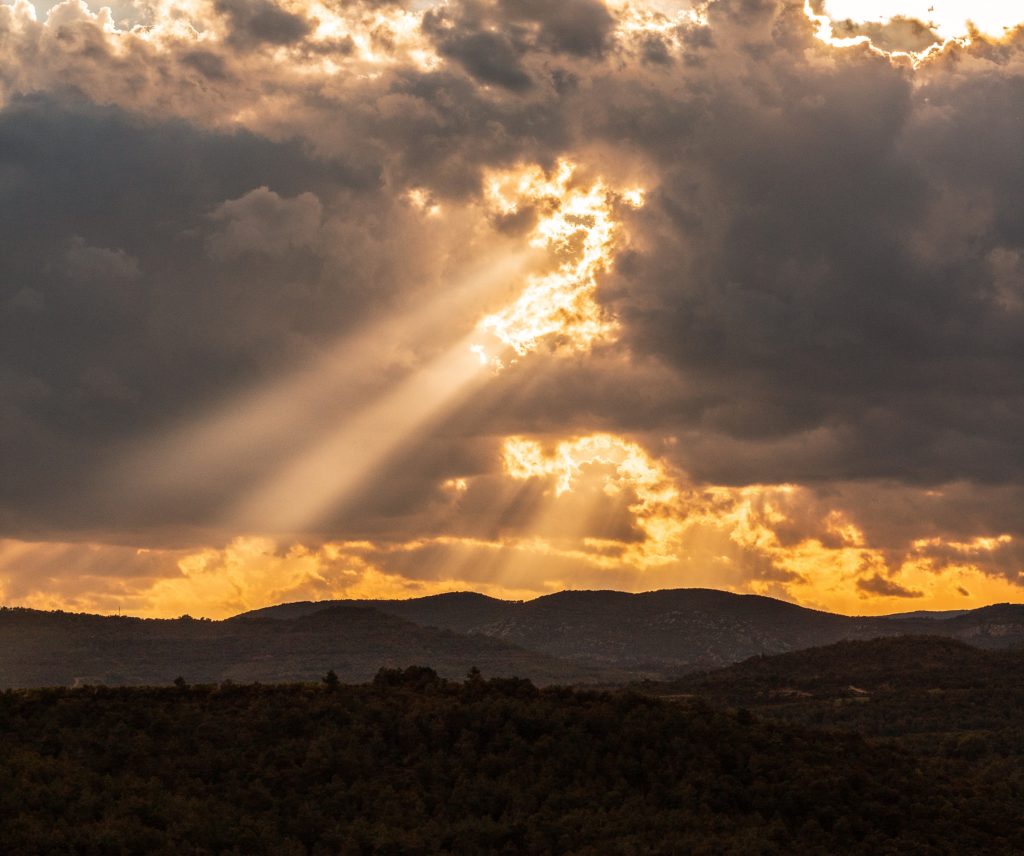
1, 0, 1023, 619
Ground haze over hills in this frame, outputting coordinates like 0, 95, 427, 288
3, 588, 1022, 689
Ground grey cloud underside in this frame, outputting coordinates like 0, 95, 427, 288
423, 0, 614, 91
0, 0, 1023, 566
857, 573, 923, 599
214, 0, 312, 47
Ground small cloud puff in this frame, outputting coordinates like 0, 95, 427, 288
207, 187, 323, 260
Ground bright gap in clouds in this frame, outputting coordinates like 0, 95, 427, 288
820, 0, 1023, 40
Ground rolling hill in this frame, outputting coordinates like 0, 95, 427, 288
0, 604, 611, 688
3, 589, 1023, 688
240, 589, 1024, 674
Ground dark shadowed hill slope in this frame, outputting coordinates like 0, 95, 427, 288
465, 589, 882, 671
881, 609, 973, 620
659, 635, 1024, 697
241, 589, 1024, 675
935, 603, 1024, 648
647, 636, 1024, 754
0, 605, 611, 688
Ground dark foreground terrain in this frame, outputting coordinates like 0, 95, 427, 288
2, 665, 1023, 855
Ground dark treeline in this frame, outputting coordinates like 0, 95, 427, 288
1, 666, 1023, 854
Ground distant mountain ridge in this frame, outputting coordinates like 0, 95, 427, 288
3, 588, 1022, 688
240, 588, 1024, 673
0, 603, 612, 689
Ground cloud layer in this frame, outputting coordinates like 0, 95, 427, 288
1, 0, 1023, 616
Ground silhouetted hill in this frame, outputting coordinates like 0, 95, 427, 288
881, 609, 972, 620
0, 605, 609, 689
238, 590, 516, 635
241, 589, 1024, 674
938, 603, 1024, 648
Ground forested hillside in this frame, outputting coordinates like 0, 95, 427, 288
2, 671, 1023, 854
644, 636, 1024, 787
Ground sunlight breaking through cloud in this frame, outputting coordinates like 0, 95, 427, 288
806, 0, 1024, 63
503, 433, 686, 567
476, 162, 644, 365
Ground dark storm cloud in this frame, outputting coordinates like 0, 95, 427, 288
429, 28, 535, 92
422, 0, 613, 91
345, 67, 571, 197
499, 0, 614, 58
593, 2, 1024, 489
0, 96, 401, 535
180, 50, 233, 81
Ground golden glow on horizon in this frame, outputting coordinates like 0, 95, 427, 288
1, 525, 1019, 619
913, 534, 1014, 553
476, 162, 644, 364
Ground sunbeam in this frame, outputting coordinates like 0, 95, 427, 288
228, 330, 492, 534
109, 247, 534, 514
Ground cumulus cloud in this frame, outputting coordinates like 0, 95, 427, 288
207, 187, 324, 260
214, 0, 312, 48
65, 237, 140, 281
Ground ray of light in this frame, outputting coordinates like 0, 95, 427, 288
228, 331, 492, 534
111, 249, 534, 510
502, 434, 688, 568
